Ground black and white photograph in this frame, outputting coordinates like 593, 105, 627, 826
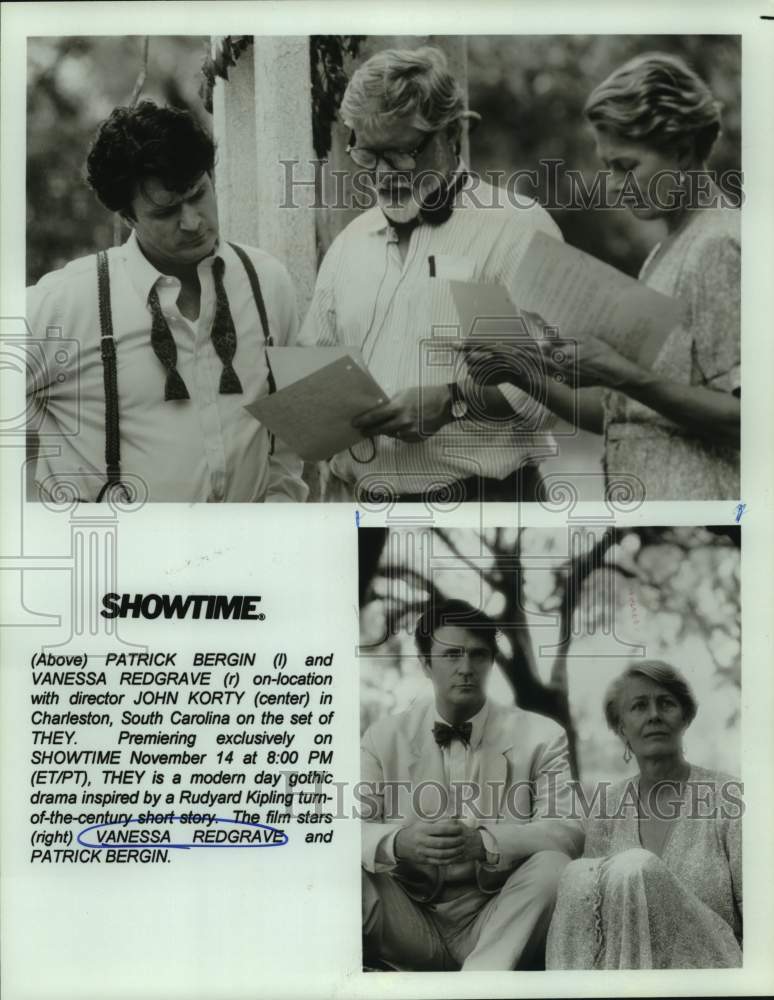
2, 4, 773, 1000
358, 525, 742, 970
25, 33, 741, 503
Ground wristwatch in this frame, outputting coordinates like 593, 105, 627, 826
447, 382, 469, 421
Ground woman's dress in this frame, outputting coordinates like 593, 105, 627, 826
546, 765, 742, 969
603, 208, 740, 500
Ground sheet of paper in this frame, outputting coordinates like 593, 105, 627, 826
449, 281, 523, 339
451, 231, 684, 368
267, 346, 368, 389
5, 12, 769, 1000
512, 230, 683, 367
245, 354, 387, 461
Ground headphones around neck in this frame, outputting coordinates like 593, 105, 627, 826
416, 168, 470, 226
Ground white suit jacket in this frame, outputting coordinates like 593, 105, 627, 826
360, 697, 583, 899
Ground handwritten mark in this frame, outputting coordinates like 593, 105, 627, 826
77, 816, 288, 850
355, 510, 361, 528
735, 503, 746, 523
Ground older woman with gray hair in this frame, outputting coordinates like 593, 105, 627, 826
466, 53, 740, 500
546, 660, 742, 969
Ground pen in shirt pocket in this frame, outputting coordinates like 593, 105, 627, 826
428, 255, 436, 278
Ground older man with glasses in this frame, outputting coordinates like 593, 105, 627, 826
299, 46, 562, 504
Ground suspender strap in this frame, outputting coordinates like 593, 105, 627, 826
96, 250, 122, 501
228, 242, 278, 454
228, 243, 273, 344
93, 244, 280, 498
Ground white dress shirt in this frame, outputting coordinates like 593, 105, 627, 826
26, 232, 307, 502
299, 170, 560, 494
375, 701, 500, 871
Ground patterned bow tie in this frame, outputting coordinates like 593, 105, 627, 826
148, 286, 190, 401
432, 720, 472, 749
211, 256, 243, 394
148, 255, 243, 401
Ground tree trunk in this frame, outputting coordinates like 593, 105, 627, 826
358, 527, 388, 606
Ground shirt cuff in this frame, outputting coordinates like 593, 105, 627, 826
705, 363, 741, 395
478, 826, 501, 869
373, 827, 399, 872
498, 382, 557, 432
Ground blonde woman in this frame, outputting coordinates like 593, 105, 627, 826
467, 54, 740, 500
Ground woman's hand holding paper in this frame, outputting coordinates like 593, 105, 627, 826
464, 324, 639, 392
536, 334, 641, 389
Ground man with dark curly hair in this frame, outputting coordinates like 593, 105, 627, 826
26, 100, 307, 502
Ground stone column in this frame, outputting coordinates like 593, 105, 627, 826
210, 36, 468, 501
212, 48, 259, 249
213, 35, 469, 295
212, 37, 317, 316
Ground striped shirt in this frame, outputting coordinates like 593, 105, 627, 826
298, 172, 560, 495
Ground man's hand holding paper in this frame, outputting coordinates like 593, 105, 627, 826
462, 310, 546, 391
245, 347, 389, 462
464, 318, 639, 390
352, 384, 452, 443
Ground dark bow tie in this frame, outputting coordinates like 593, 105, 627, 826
432, 720, 472, 749
148, 254, 243, 401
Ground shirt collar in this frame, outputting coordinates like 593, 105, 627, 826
121, 229, 230, 303
434, 698, 489, 751
365, 158, 471, 235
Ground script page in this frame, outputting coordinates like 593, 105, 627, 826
509, 231, 683, 367
452, 232, 683, 367
245, 353, 386, 461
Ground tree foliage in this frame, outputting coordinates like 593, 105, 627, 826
467, 34, 741, 275
359, 526, 740, 779
27, 35, 740, 284
309, 35, 365, 158
26, 36, 211, 284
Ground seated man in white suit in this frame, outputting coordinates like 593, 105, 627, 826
360, 598, 583, 971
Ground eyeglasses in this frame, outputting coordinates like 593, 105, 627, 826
346, 129, 437, 171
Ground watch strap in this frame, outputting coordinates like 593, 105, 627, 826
447, 381, 468, 420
